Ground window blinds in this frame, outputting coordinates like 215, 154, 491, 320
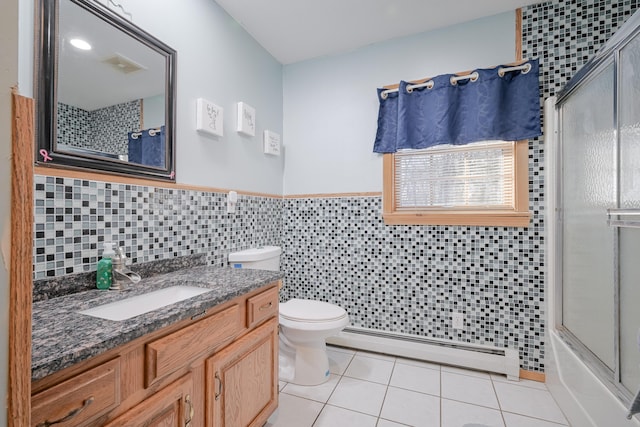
394, 141, 515, 210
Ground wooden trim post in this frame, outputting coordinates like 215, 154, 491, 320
9, 91, 34, 426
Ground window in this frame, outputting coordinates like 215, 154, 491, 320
383, 140, 530, 226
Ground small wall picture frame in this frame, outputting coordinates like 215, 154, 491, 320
236, 102, 256, 136
263, 130, 281, 156
196, 98, 223, 137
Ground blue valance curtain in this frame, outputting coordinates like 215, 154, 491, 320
128, 126, 165, 167
373, 59, 542, 153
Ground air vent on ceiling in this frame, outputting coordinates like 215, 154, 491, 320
102, 53, 146, 74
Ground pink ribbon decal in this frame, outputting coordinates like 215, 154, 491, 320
39, 149, 53, 162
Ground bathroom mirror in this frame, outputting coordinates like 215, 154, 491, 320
35, 0, 177, 181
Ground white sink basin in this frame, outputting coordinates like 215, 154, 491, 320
78, 285, 212, 321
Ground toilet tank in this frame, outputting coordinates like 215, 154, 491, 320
228, 246, 281, 271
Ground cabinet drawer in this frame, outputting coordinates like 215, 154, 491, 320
247, 286, 279, 329
31, 357, 120, 427
146, 304, 242, 387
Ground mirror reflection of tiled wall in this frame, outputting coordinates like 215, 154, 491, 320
56, 100, 141, 155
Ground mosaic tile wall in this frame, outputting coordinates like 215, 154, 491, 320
33, 175, 283, 279
90, 100, 141, 155
56, 100, 141, 155
282, 197, 545, 371
57, 103, 90, 147
281, 0, 639, 372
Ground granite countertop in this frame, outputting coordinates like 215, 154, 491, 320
32, 266, 284, 382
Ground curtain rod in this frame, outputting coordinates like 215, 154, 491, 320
380, 61, 532, 100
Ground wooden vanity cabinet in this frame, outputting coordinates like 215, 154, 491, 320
206, 317, 278, 427
31, 282, 280, 427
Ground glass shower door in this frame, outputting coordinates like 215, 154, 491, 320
560, 62, 616, 371
618, 34, 640, 393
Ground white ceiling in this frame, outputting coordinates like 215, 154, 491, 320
58, 0, 166, 111
214, 0, 539, 64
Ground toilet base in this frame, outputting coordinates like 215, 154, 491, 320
279, 335, 331, 386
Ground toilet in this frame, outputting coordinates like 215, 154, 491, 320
228, 246, 349, 386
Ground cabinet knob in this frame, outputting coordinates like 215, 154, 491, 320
36, 396, 94, 427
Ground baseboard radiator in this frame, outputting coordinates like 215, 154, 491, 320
326, 326, 520, 381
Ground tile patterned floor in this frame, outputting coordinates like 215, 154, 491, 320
266, 346, 570, 427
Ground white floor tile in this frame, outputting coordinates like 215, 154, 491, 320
441, 398, 505, 427
442, 364, 492, 379
395, 357, 441, 371
503, 412, 569, 427
274, 351, 570, 427
313, 404, 378, 427
282, 374, 340, 403
494, 381, 568, 425
328, 349, 354, 375
344, 355, 395, 384
389, 362, 440, 396
328, 376, 387, 416
377, 419, 411, 427
265, 393, 323, 427
380, 386, 440, 427
490, 373, 548, 390
441, 371, 500, 409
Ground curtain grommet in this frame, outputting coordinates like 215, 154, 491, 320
498, 62, 532, 77
406, 80, 434, 93
450, 72, 478, 86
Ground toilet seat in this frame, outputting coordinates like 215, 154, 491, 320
280, 299, 347, 323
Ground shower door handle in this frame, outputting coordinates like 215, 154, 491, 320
607, 209, 640, 228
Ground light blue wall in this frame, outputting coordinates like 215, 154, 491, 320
1, 0, 19, 423
119, 0, 284, 194
282, 12, 516, 195
142, 94, 164, 130
20, 0, 284, 195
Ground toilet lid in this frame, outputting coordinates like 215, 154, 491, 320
280, 299, 347, 323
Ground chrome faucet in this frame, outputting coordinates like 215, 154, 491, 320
110, 247, 141, 290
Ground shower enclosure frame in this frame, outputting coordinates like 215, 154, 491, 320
553, 9, 640, 407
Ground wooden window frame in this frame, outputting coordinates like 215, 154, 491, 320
382, 140, 530, 227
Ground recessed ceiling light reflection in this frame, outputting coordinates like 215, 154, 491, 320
70, 38, 92, 50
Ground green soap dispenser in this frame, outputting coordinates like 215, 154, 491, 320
96, 242, 115, 290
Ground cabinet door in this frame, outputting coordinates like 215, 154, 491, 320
104, 373, 195, 427
206, 318, 278, 427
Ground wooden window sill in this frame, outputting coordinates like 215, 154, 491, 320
382, 210, 531, 227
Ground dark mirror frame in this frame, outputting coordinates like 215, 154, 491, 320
35, 0, 177, 181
